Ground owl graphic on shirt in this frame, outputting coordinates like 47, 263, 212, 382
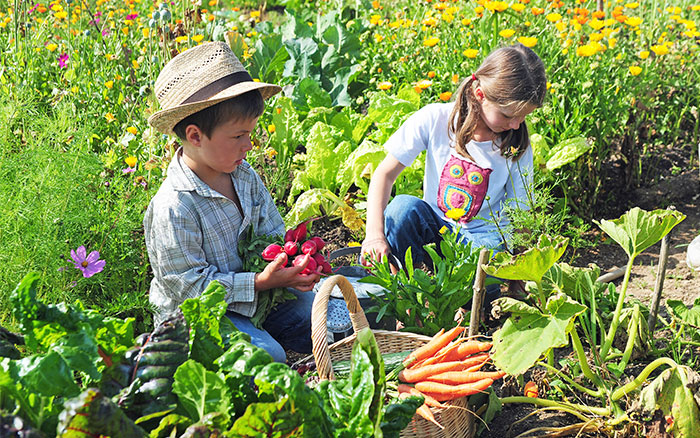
437, 154, 492, 223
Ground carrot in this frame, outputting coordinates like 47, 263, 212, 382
398, 384, 447, 409
425, 370, 506, 385
416, 378, 495, 402
398, 391, 444, 429
455, 340, 492, 359
403, 326, 466, 367
410, 339, 464, 368
399, 358, 485, 383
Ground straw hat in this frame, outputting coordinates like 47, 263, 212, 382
148, 41, 282, 134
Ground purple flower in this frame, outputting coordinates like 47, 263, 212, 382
122, 166, 136, 174
58, 53, 69, 68
70, 246, 106, 278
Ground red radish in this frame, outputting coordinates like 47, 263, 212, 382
292, 254, 309, 268
312, 253, 325, 265
284, 228, 295, 243
301, 240, 317, 255
292, 221, 308, 242
321, 261, 332, 274
302, 257, 317, 275
284, 241, 298, 256
309, 236, 326, 251
261, 244, 283, 261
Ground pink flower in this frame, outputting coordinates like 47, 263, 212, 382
125, 13, 138, 20
70, 246, 106, 278
58, 53, 69, 68
122, 167, 136, 174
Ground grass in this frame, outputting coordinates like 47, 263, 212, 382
0, 93, 153, 332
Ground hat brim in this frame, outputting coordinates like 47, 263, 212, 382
148, 81, 282, 135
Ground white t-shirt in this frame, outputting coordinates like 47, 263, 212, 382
384, 102, 533, 240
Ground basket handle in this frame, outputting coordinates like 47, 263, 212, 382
311, 274, 370, 381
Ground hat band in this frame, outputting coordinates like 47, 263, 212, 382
180, 71, 254, 105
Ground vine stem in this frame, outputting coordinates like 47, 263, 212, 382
538, 361, 604, 398
600, 257, 635, 362
569, 329, 605, 391
610, 357, 677, 401
500, 396, 610, 417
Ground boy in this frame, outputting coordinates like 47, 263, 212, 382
144, 42, 321, 363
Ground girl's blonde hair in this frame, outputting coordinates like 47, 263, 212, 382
448, 43, 546, 161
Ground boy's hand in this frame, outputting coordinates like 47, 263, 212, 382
254, 253, 322, 292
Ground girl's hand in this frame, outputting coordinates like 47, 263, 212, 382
255, 253, 322, 292
360, 236, 392, 267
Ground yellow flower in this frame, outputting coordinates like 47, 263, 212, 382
264, 147, 277, 159
348, 241, 362, 247
555, 21, 566, 32
650, 44, 668, 55
126, 127, 138, 135
142, 28, 149, 38
268, 124, 275, 133
439, 91, 453, 101
490, 1, 509, 12
192, 34, 204, 43
105, 113, 116, 123
125, 156, 138, 167
452, 74, 459, 84
510, 3, 525, 12
422, 16, 438, 26
415, 79, 433, 89
55, 11, 67, 19
463, 48, 479, 58
576, 44, 597, 57
625, 16, 642, 27
589, 19, 605, 30
370, 14, 382, 25
374, 34, 384, 43
250, 10, 260, 18
624, 2, 639, 8
474, 6, 484, 14
132, 60, 139, 69
71, 86, 79, 94
439, 225, 449, 234
499, 28, 515, 38
639, 50, 650, 59
628, 65, 642, 75
378, 81, 392, 90
46, 43, 58, 52
445, 208, 466, 220
105, 53, 115, 61
590, 32, 603, 42
546, 13, 562, 22
121, 27, 129, 35
105, 81, 114, 89
608, 37, 617, 48
518, 36, 537, 47
461, 18, 471, 26
423, 37, 440, 47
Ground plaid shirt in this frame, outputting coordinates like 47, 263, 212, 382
144, 148, 285, 324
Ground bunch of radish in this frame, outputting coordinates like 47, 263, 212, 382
260, 221, 333, 275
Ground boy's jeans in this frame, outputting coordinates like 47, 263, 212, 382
226, 288, 314, 363
384, 194, 502, 298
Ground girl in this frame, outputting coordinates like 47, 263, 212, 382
362, 43, 547, 271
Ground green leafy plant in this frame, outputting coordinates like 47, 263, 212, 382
362, 225, 485, 335
485, 208, 694, 434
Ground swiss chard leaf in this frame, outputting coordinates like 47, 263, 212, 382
172, 360, 231, 426
180, 281, 229, 369
227, 398, 304, 437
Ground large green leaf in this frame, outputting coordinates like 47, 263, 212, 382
545, 137, 591, 171
595, 207, 686, 258
491, 294, 587, 375
180, 281, 229, 370
227, 398, 303, 437
172, 360, 231, 425
337, 139, 386, 194
283, 37, 321, 80
483, 235, 568, 283
284, 188, 339, 228
530, 133, 549, 170
635, 365, 700, 438
13, 351, 80, 397
667, 298, 700, 328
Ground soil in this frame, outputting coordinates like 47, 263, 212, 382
295, 145, 700, 437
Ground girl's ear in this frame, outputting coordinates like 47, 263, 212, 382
185, 124, 203, 147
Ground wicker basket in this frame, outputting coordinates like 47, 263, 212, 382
307, 274, 476, 438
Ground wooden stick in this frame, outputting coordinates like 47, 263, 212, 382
597, 266, 625, 283
648, 230, 672, 331
469, 248, 490, 338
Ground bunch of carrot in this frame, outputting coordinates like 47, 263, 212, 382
394, 326, 506, 430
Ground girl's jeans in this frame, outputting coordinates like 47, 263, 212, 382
384, 194, 503, 297
226, 288, 314, 363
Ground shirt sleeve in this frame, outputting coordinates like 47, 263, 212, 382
149, 199, 258, 317
383, 104, 440, 167
504, 145, 534, 211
